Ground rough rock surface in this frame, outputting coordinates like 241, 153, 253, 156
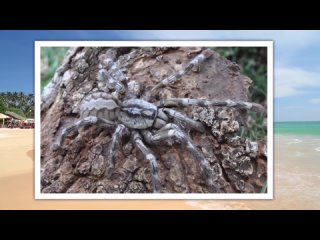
41, 47, 267, 193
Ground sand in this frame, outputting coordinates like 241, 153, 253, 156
1, 129, 319, 209
0, 129, 196, 210
0, 129, 34, 178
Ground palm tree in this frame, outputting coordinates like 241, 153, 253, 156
0, 92, 5, 107
0, 92, 34, 117
28, 93, 34, 106
6, 92, 12, 107
12, 92, 19, 108
25, 93, 34, 118
0, 101, 5, 113
18, 92, 27, 112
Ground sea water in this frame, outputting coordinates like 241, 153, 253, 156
275, 121, 320, 136
275, 121, 320, 153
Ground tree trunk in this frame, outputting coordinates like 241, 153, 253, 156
41, 47, 267, 194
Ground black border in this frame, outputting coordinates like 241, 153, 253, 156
0, 210, 319, 229
2, 6, 320, 30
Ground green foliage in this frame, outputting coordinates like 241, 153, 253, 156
41, 47, 69, 91
213, 47, 267, 140
239, 112, 267, 140
0, 92, 34, 118
0, 102, 5, 113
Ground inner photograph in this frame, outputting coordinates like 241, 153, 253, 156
37, 42, 271, 198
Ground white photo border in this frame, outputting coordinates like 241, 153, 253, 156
35, 41, 273, 199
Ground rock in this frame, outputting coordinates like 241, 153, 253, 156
41, 47, 267, 193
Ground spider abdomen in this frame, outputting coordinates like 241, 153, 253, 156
119, 99, 157, 129
80, 92, 119, 121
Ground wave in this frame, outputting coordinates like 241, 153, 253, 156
287, 139, 303, 145
315, 147, 320, 152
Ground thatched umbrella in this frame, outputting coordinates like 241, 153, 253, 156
0, 113, 10, 126
5, 111, 25, 121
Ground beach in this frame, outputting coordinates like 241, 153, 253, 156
0, 129, 34, 177
186, 133, 320, 210
0, 129, 196, 209
1, 128, 320, 209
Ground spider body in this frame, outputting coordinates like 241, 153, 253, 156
80, 92, 119, 120
79, 93, 166, 129
119, 99, 158, 129
54, 48, 264, 193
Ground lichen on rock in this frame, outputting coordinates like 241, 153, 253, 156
41, 46, 267, 194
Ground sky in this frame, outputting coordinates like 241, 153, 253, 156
0, 30, 319, 121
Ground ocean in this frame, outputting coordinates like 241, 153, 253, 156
275, 121, 320, 136
270, 125, 320, 209
275, 121, 320, 153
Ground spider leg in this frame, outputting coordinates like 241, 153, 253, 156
97, 69, 126, 95
109, 124, 128, 168
157, 98, 265, 113
151, 109, 169, 129
102, 56, 127, 83
132, 131, 161, 193
148, 49, 214, 98
53, 116, 115, 150
98, 56, 128, 99
162, 108, 205, 133
142, 123, 219, 193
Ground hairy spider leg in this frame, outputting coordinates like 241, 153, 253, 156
148, 48, 214, 98
109, 124, 128, 168
97, 69, 126, 95
103, 57, 127, 83
53, 116, 115, 150
142, 123, 220, 193
151, 108, 168, 129
162, 108, 205, 133
132, 131, 161, 193
104, 57, 128, 99
158, 98, 265, 113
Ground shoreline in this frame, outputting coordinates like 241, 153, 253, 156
275, 133, 320, 137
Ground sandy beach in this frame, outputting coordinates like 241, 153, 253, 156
1, 129, 319, 209
0, 129, 196, 210
0, 129, 34, 177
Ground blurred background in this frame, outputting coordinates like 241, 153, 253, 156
214, 47, 267, 140
41, 47, 69, 91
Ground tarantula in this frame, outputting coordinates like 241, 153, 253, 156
53, 48, 264, 193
